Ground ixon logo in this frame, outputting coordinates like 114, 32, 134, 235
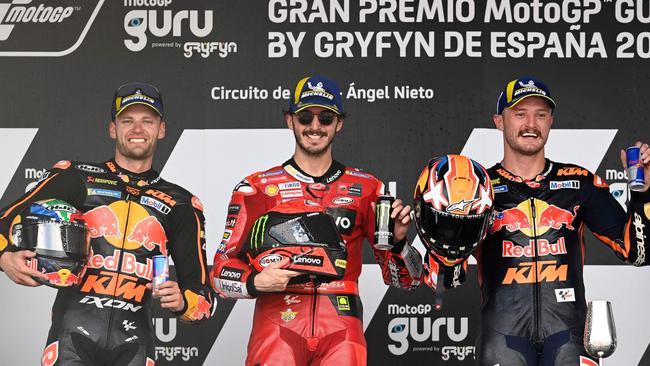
124, 9, 213, 52
0, 0, 103, 56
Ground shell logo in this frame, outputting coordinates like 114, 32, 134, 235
265, 184, 279, 196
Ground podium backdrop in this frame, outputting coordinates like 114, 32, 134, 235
1, 1, 649, 365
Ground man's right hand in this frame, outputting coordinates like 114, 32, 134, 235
253, 257, 301, 292
0, 251, 48, 287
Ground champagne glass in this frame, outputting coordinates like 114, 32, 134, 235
584, 300, 617, 366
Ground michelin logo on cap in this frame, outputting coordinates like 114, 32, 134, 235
513, 80, 548, 97
300, 81, 334, 100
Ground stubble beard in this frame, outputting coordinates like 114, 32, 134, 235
116, 139, 157, 160
294, 128, 336, 157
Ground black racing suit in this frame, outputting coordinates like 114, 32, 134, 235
0, 160, 214, 366
471, 160, 649, 366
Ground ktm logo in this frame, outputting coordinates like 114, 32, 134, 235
496, 168, 521, 182
80, 271, 147, 302
557, 167, 588, 176
126, 186, 140, 196
145, 189, 177, 206
106, 161, 118, 173
502, 260, 568, 284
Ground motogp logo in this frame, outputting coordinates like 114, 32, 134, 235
0, 0, 104, 57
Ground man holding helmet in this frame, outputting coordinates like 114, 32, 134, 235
0, 82, 214, 366
412, 154, 494, 299
420, 77, 650, 365
210, 75, 423, 365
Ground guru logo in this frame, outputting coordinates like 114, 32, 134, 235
124, 8, 213, 52
387, 317, 469, 356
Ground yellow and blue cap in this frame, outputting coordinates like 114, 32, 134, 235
288, 75, 343, 114
112, 82, 164, 120
496, 77, 556, 114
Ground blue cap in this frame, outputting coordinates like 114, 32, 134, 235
112, 82, 164, 120
496, 77, 556, 114
288, 75, 343, 114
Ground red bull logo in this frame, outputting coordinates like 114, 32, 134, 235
87, 248, 153, 280
184, 292, 212, 321
502, 238, 567, 258
491, 207, 532, 234
537, 204, 579, 230
44, 269, 80, 287
192, 296, 212, 320
128, 216, 168, 255
491, 199, 579, 237
27, 258, 82, 287
84, 201, 168, 255
85, 206, 122, 239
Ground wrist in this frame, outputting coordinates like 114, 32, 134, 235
247, 272, 260, 297
390, 238, 407, 254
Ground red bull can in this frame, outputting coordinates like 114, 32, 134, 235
153, 255, 169, 288
627, 146, 645, 192
374, 195, 395, 250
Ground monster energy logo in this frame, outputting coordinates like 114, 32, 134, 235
250, 214, 269, 250
377, 201, 391, 229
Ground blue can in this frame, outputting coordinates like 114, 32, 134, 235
626, 146, 645, 192
153, 255, 169, 288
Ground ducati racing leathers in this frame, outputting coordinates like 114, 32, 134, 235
0, 160, 214, 366
472, 160, 650, 366
210, 159, 423, 366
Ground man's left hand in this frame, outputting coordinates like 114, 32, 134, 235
391, 198, 412, 242
620, 141, 650, 192
148, 280, 185, 312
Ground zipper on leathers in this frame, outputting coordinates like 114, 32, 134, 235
104, 196, 132, 347
529, 197, 542, 346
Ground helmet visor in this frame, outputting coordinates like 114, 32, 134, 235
15, 222, 89, 260
419, 205, 489, 256
268, 212, 342, 249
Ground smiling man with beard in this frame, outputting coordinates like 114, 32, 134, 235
211, 75, 423, 365
443, 77, 650, 366
0, 82, 214, 366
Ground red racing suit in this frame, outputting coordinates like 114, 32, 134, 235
210, 158, 422, 366
0, 160, 214, 366
471, 160, 650, 365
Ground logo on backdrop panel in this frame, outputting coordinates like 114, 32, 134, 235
0, 0, 104, 56
122, 0, 237, 58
